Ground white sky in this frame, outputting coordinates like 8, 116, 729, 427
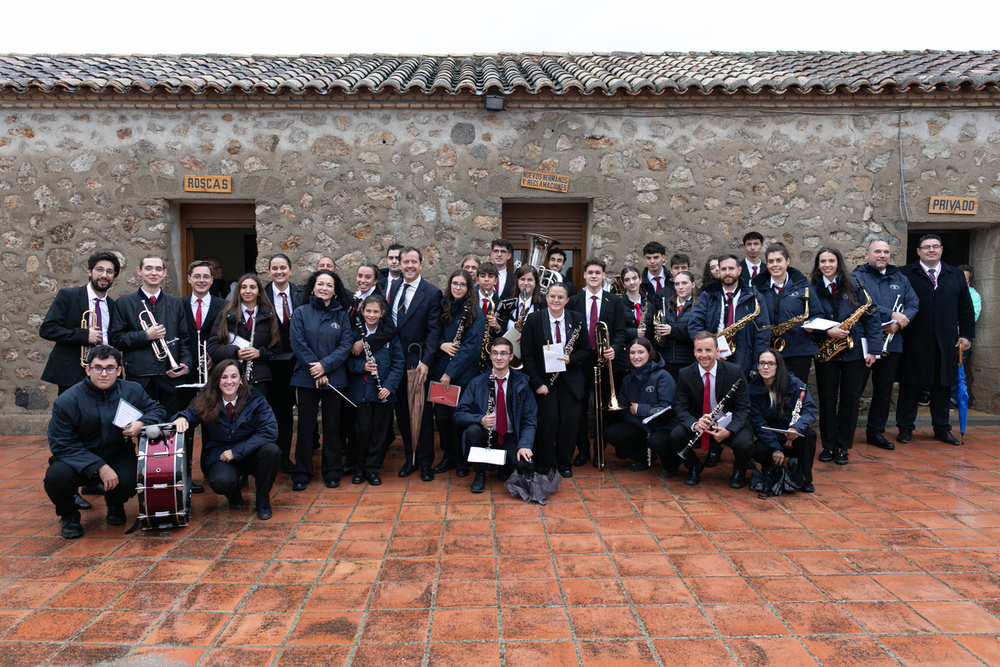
6, 0, 999, 55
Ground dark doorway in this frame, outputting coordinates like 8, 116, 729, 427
905, 229, 970, 267
502, 202, 589, 288
180, 202, 257, 296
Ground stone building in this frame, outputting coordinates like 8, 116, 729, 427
1, 51, 998, 432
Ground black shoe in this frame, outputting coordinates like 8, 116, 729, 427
280, 461, 295, 474
628, 461, 650, 472
558, 468, 573, 478
228, 498, 244, 510
106, 503, 126, 526
685, 461, 703, 486
398, 462, 414, 478
292, 480, 308, 491
897, 428, 913, 444
934, 430, 961, 446
420, 466, 434, 482
834, 448, 849, 465
61, 515, 84, 539
659, 466, 678, 479
367, 472, 382, 486
704, 451, 720, 468
73, 493, 92, 510
572, 453, 589, 467
431, 456, 455, 474
470, 472, 486, 493
866, 431, 895, 450
325, 476, 341, 489
800, 482, 816, 493
81, 484, 105, 496
918, 392, 930, 406
455, 463, 470, 478
191, 483, 205, 494
818, 448, 834, 462
256, 506, 272, 521
729, 468, 747, 489
352, 470, 366, 484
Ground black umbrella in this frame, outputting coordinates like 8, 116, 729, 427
749, 458, 805, 498
503, 465, 562, 505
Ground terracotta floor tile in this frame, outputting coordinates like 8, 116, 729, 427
909, 600, 1000, 633
199, 558, 267, 584
221, 538, 282, 559
784, 551, 859, 575
22, 556, 100, 581
0, 581, 67, 608
75, 610, 163, 643
431, 607, 498, 641
642, 516, 701, 533
577, 638, 658, 666
140, 558, 213, 583
728, 637, 818, 665
878, 634, 979, 666
378, 558, 437, 582
568, 606, 643, 639
441, 535, 494, 557
142, 611, 227, 646
434, 579, 498, 607
728, 552, 798, 577
369, 581, 433, 609
358, 608, 430, 643
701, 603, 788, 636
439, 556, 497, 580
427, 640, 500, 667
238, 584, 310, 613
759, 530, 833, 553
46, 581, 128, 611
542, 517, 598, 535
449, 519, 497, 537
839, 601, 938, 634
553, 554, 616, 579
318, 559, 381, 584
275, 646, 351, 667
561, 578, 628, 606
801, 636, 899, 667
501, 606, 572, 640
547, 534, 605, 554
669, 553, 737, 577
110, 582, 188, 610
0, 642, 59, 666
331, 539, 389, 559
652, 638, 738, 666
600, 534, 661, 554
201, 647, 279, 666
637, 605, 715, 638
898, 548, 982, 573
499, 579, 563, 607
872, 573, 963, 601
685, 576, 761, 604
339, 521, 388, 540
274, 540, 333, 560
655, 533, 718, 554
708, 531, 775, 553
952, 634, 1000, 665
285, 611, 362, 645
497, 555, 556, 580
300, 583, 371, 611
50, 644, 131, 665
4, 608, 96, 641
174, 583, 250, 612
621, 577, 696, 605
936, 572, 1000, 600
502, 640, 578, 667
350, 643, 426, 666
609, 552, 677, 578
772, 601, 864, 635
214, 613, 295, 646
258, 559, 325, 584
749, 575, 828, 602
496, 535, 550, 556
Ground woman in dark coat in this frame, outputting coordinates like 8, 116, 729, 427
647, 270, 698, 380
173, 359, 281, 519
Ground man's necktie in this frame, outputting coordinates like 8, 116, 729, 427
395, 283, 409, 324
93, 298, 102, 339
245, 310, 253, 334
751, 265, 758, 279
928, 268, 937, 288
829, 283, 836, 300
351, 297, 362, 319
654, 276, 662, 291
555, 319, 562, 344
226, 403, 234, 421
701, 372, 711, 450
496, 378, 508, 437
634, 302, 641, 325
482, 297, 489, 315
195, 299, 202, 331
281, 292, 290, 324
150, 295, 156, 304
590, 296, 599, 350
725, 292, 734, 327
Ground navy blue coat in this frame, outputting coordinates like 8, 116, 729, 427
48, 378, 165, 475
851, 263, 920, 355
207, 305, 282, 385
752, 267, 823, 359
455, 369, 538, 451
618, 357, 679, 432
812, 276, 881, 364
175, 391, 278, 463
289, 296, 353, 389
749, 372, 818, 452
432, 299, 486, 388
346, 323, 405, 404
387, 278, 443, 368
645, 291, 697, 366
687, 282, 771, 376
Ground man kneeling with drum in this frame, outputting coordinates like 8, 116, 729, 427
172, 359, 280, 520
45, 345, 166, 539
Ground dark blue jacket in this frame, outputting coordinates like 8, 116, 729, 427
812, 276, 881, 363
752, 267, 824, 358
432, 299, 486, 387
455, 369, 538, 450
687, 282, 771, 376
48, 378, 165, 475
645, 291, 696, 365
851, 263, 920, 355
289, 296, 353, 389
749, 372, 818, 452
346, 323, 405, 404
619, 357, 678, 433
175, 391, 278, 463
387, 277, 443, 368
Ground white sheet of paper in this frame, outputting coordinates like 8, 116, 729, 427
227, 332, 252, 349
467, 446, 507, 466
543, 343, 567, 373
715, 412, 733, 430
801, 317, 839, 331
716, 336, 732, 358
642, 406, 673, 424
861, 337, 869, 357
113, 399, 143, 428
762, 426, 802, 438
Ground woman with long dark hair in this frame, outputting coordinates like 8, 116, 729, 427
809, 246, 880, 466
648, 270, 698, 380
702, 255, 721, 288
749, 348, 818, 493
431, 269, 485, 476
207, 273, 281, 398
172, 359, 280, 519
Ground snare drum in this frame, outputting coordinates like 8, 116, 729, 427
136, 423, 190, 530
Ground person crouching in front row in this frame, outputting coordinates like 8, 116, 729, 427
454, 337, 538, 494
172, 359, 281, 520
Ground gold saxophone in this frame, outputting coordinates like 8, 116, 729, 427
771, 287, 809, 353
718, 295, 760, 357
479, 298, 495, 372
815, 288, 873, 363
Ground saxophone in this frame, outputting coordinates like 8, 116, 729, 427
478, 298, 495, 372
548, 324, 581, 386
244, 310, 258, 382
815, 287, 873, 363
718, 295, 761, 357
771, 287, 810, 352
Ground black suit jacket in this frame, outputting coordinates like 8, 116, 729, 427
265, 281, 307, 357
738, 259, 765, 287
641, 270, 674, 301
567, 290, 628, 361
497, 267, 517, 300
388, 277, 443, 368
674, 359, 751, 436
40, 285, 117, 387
520, 309, 591, 399
180, 293, 224, 384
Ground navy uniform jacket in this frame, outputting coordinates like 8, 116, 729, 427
207, 306, 282, 385
644, 292, 696, 366
455, 369, 538, 451
48, 377, 165, 475
851, 263, 920, 355
387, 277, 444, 368
346, 322, 405, 404
432, 299, 486, 388
520, 309, 592, 399
748, 372, 818, 452
674, 359, 751, 436
109, 289, 193, 377
618, 357, 679, 433
265, 281, 307, 358
812, 276, 881, 364
174, 391, 278, 464
289, 296, 353, 389
897, 261, 975, 386
752, 267, 824, 358
687, 282, 771, 376
40, 285, 117, 387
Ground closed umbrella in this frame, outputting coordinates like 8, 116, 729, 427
958, 347, 970, 445
406, 343, 425, 467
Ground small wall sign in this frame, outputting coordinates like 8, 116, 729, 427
520, 171, 569, 193
928, 195, 978, 215
183, 175, 232, 194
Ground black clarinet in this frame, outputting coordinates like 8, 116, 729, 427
679, 378, 743, 459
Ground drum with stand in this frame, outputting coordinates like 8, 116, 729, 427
136, 423, 190, 530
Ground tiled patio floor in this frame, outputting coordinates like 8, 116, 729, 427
2, 427, 1000, 666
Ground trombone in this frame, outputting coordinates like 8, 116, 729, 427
139, 301, 183, 373
593, 321, 624, 470
80, 309, 97, 366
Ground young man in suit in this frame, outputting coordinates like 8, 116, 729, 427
547, 249, 577, 297
387, 247, 443, 480
667, 332, 753, 488
377, 243, 404, 292
738, 231, 765, 287
490, 238, 517, 300
641, 241, 672, 299
567, 258, 627, 466
265, 253, 307, 472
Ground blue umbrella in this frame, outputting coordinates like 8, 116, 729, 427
957, 347, 970, 445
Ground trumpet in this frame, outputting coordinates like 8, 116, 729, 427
881, 294, 903, 354
177, 338, 208, 389
139, 301, 183, 373
80, 309, 96, 367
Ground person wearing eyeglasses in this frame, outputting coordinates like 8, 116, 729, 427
490, 238, 517, 300
895, 234, 975, 446
44, 346, 166, 539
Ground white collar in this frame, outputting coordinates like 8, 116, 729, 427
191, 293, 209, 304
823, 276, 837, 288
699, 362, 718, 379
919, 260, 940, 274
769, 275, 787, 289
86, 283, 106, 302
494, 370, 510, 382
141, 288, 161, 301
354, 286, 376, 300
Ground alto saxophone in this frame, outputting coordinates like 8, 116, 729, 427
771, 287, 810, 352
717, 295, 761, 357
815, 287, 873, 363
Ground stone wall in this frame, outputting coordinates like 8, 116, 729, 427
1, 103, 998, 422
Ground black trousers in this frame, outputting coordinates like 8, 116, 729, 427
897, 345, 952, 433
206, 442, 280, 509
604, 421, 676, 468
753, 428, 816, 484
267, 358, 296, 466
670, 424, 754, 470
44, 449, 138, 519
353, 401, 394, 473
534, 380, 581, 471
294, 387, 343, 483
814, 358, 867, 451
784, 355, 813, 386
861, 352, 901, 434
463, 426, 531, 475
394, 369, 434, 467
433, 403, 462, 463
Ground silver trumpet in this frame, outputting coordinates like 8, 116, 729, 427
177, 338, 208, 389
139, 301, 183, 373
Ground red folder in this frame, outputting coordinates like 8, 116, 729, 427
428, 381, 461, 407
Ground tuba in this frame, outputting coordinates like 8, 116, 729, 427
520, 233, 564, 295
80, 309, 96, 366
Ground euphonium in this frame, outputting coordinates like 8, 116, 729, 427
815, 288, 873, 363
771, 287, 810, 353
80, 309, 96, 367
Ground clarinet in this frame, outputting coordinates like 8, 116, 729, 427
788, 388, 805, 428
548, 324, 581, 386
244, 311, 258, 382
486, 371, 496, 448
360, 323, 385, 400
680, 378, 743, 458
453, 298, 472, 346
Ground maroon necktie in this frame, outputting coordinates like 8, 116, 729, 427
654, 275, 662, 291
281, 292, 290, 323
94, 297, 102, 332
775, 286, 782, 297
829, 283, 836, 300
195, 299, 203, 331
226, 403, 234, 421
701, 372, 711, 450
496, 377, 508, 437
751, 265, 758, 279
589, 296, 598, 350
725, 292, 735, 327
555, 319, 562, 344
634, 302, 641, 325
351, 297, 362, 319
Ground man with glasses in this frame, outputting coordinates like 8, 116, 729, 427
490, 239, 517, 300
895, 234, 975, 446
455, 337, 537, 493
44, 346, 166, 539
